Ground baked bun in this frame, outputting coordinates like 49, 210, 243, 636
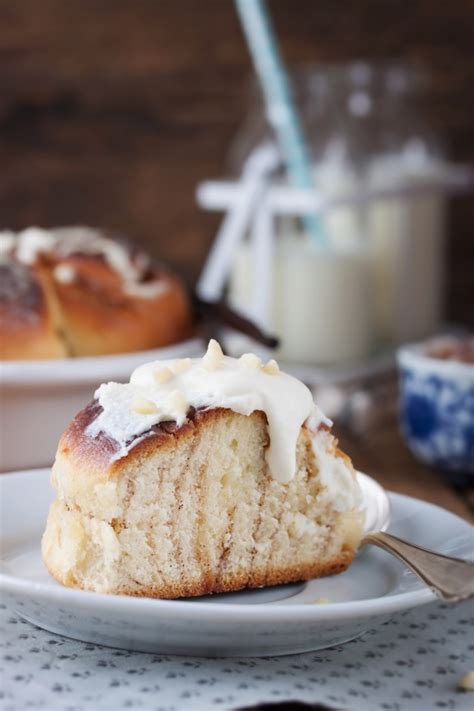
0, 227, 192, 359
42, 341, 363, 599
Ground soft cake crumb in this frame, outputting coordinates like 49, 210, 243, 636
312, 597, 330, 604
171, 358, 192, 374
153, 366, 174, 384
131, 397, 159, 415
239, 353, 262, 369
458, 671, 474, 691
262, 358, 280, 375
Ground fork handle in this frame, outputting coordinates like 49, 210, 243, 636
362, 531, 474, 602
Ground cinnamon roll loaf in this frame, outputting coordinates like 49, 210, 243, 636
0, 227, 192, 359
42, 341, 363, 598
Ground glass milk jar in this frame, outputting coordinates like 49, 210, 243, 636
229, 62, 448, 355
229, 234, 374, 364
367, 143, 447, 343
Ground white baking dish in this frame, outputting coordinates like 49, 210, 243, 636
0, 338, 204, 471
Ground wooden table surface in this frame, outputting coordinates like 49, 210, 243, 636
339, 418, 474, 523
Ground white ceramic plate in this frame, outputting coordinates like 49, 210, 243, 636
1, 468, 471, 657
0, 338, 203, 471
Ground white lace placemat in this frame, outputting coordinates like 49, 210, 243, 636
1, 599, 473, 711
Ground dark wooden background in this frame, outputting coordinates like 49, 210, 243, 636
1, 0, 473, 326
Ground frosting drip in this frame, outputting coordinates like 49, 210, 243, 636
86, 341, 331, 483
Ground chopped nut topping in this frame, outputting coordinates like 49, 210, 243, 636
166, 389, 188, 413
206, 339, 224, 358
262, 358, 280, 375
239, 352, 262, 369
202, 339, 224, 370
171, 358, 192, 374
54, 263, 76, 284
131, 397, 159, 415
458, 671, 474, 691
153, 366, 174, 384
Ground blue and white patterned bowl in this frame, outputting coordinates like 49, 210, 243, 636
397, 337, 474, 474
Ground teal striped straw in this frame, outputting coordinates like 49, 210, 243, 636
234, 0, 325, 246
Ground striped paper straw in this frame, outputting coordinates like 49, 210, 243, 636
234, 0, 325, 245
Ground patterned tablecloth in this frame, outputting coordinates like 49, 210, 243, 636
1, 598, 473, 711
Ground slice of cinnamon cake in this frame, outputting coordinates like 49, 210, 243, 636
42, 340, 363, 598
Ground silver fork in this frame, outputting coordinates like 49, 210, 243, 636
362, 531, 474, 602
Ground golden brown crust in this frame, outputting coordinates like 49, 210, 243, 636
0, 235, 192, 360
43, 551, 354, 599
51, 256, 192, 357
0, 260, 66, 359
58, 402, 265, 480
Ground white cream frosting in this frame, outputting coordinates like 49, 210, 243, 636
86, 340, 334, 485
311, 433, 362, 512
123, 279, 169, 299
15, 227, 56, 265
0, 226, 169, 299
0, 232, 15, 260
